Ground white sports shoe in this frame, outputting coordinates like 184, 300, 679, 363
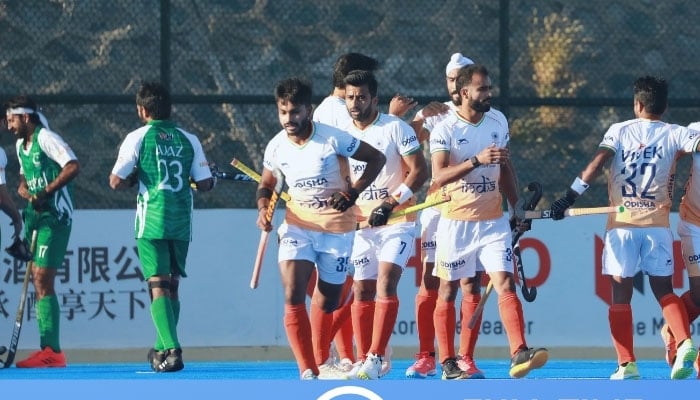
356, 353, 383, 380
318, 357, 350, 380
609, 362, 640, 380
338, 358, 354, 372
345, 360, 363, 379
301, 369, 318, 380
671, 339, 698, 380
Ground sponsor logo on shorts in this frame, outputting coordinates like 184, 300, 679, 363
687, 254, 700, 264
351, 256, 370, 268
623, 199, 656, 210
439, 259, 465, 270
421, 240, 436, 249
294, 177, 328, 189
280, 238, 298, 247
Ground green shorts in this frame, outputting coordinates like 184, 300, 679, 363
24, 210, 71, 269
136, 238, 189, 279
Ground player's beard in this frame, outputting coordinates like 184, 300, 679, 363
349, 105, 374, 124
450, 91, 461, 107
286, 117, 311, 138
470, 98, 491, 113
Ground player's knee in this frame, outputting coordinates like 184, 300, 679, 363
148, 279, 171, 301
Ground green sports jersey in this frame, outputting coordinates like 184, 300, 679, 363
135, 120, 196, 241
18, 127, 74, 220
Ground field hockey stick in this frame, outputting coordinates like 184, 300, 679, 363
250, 169, 285, 290
231, 158, 291, 202
519, 205, 624, 220
515, 182, 543, 302
468, 183, 542, 328
1, 230, 38, 368
356, 195, 451, 229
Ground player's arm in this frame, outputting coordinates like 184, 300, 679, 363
349, 140, 386, 193
499, 156, 520, 211
0, 184, 22, 238
255, 167, 278, 231
410, 102, 450, 143
550, 147, 614, 220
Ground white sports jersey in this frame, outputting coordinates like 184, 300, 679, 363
313, 95, 353, 128
601, 118, 700, 229
345, 113, 421, 221
679, 122, 700, 225
263, 122, 360, 233
423, 103, 507, 204
429, 110, 509, 221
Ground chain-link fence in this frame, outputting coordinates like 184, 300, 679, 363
1, 0, 700, 210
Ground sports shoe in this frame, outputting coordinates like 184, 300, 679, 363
671, 339, 697, 379
318, 357, 350, 380
660, 324, 676, 367
16, 347, 66, 368
147, 348, 166, 371
301, 369, 318, 380
338, 357, 354, 372
405, 352, 437, 378
381, 344, 392, 376
345, 360, 363, 379
154, 348, 184, 372
356, 353, 383, 380
509, 347, 548, 378
610, 362, 640, 380
456, 354, 485, 379
441, 358, 468, 380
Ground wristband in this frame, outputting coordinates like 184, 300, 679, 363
570, 177, 589, 195
391, 183, 414, 205
256, 187, 273, 201
470, 156, 481, 168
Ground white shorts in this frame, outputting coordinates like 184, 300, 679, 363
602, 227, 674, 278
277, 223, 354, 285
350, 222, 416, 281
434, 215, 512, 281
678, 219, 700, 278
420, 207, 440, 263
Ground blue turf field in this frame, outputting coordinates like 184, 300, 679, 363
0, 359, 696, 400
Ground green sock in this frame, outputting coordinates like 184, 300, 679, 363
154, 298, 180, 351
36, 295, 61, 352
150, 296, 180, 350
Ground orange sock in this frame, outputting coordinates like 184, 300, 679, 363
284, 304, 317, 375
334, 318, 355, 362
609, 304, 635, 365
370, 296, 399, 355
310, 301, 333, 365
415, 290, 437, 354
330, 294, 354, 361
351, 300, 375, 360
680, 291, 700, 324
660, 293, 691, 342
433, 298, 456, 363
498, 291, 527, 356
459, 293, 481, 357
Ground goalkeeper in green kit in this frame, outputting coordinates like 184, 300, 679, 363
5, 95, 80, 368
110, 82, 215, 372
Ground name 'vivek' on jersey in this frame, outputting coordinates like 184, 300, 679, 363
620, 144, 663, 163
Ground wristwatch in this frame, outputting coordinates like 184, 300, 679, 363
470, 156, 481, 168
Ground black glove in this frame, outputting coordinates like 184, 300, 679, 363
5, 237, 32, 262
30, 189, 50, 212
126, 169, 139, 187
329, 188, 359, 212
550, 189, 579, 220
368, 201, 395, 227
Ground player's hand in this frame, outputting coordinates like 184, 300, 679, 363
414, 102, 450, 121
550, 189, 578, 220
510, 216, 531, 233
389, 94, 417, 118
30, 189, 50, 212
329, 188, 359, 212
368, 201, 395, 227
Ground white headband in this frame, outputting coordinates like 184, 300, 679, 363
6, 107, 50, 129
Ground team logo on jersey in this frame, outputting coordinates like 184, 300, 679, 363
158, 131, 173, 141
457, 138, 469, 145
